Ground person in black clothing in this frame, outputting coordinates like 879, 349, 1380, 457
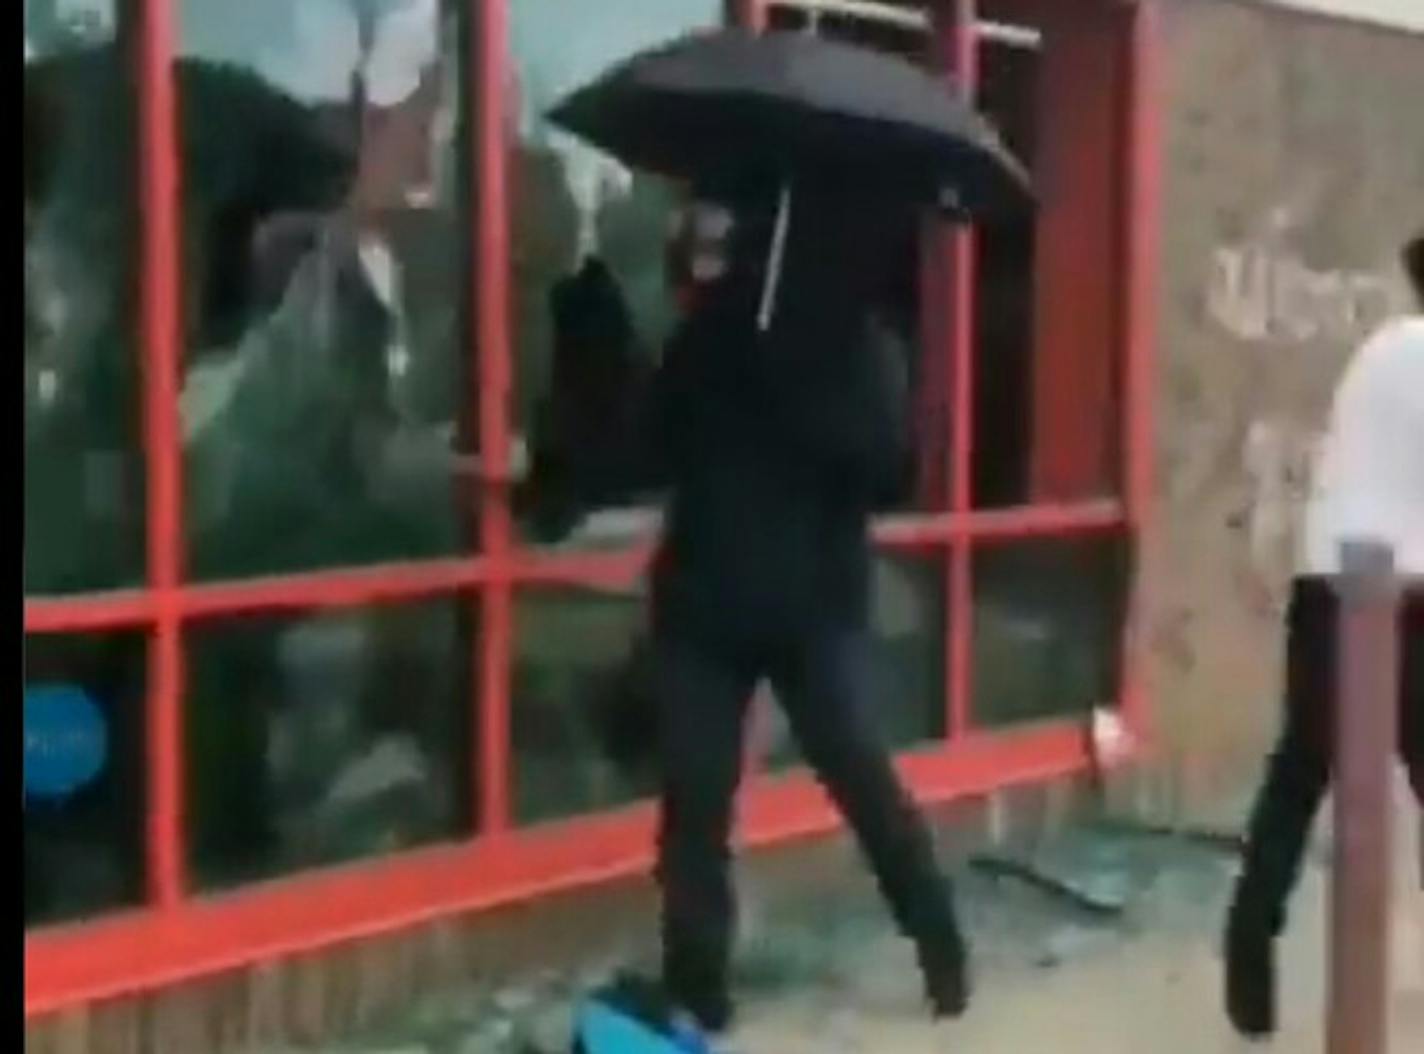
642, 187, 967, 1033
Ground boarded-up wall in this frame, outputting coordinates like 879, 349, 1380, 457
1143, 0, 1424, 819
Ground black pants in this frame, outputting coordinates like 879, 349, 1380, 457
1232, 577, 1424, 936
653, 624, 959, 997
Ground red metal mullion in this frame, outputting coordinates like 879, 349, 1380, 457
873, 499, 1125, 549
176, 558, 491, 620
24, 592, 157, 634
473, 0, 513, 552
136, 0, 187, 911
1116, 0, 1162, 749
746, 720, 1097, 841
34, 531, 1158, 626
474, 0, 514, 836
477, 577, 513, 835
508, 546, 656, 589
490, 500, 1126, 589
929, 0, 979, 743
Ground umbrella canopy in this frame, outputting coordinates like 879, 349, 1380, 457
548, 28, 1031, 218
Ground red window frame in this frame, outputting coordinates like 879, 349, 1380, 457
23, 0, 1161, 1016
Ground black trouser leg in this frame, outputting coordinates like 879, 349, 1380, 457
1231, 580, 1336, 937
653, 633, 756, 1022
770, 630, 962, 948
1232, 581, 1424, 931
1232, 720, 1332, 936
1225, 581, 1337, 1036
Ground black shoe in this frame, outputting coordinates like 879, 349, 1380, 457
1225, 917, 1276, 1039
918, 930, 971, 1020
664, 959, 734, 1035
672, 985, 733, 1036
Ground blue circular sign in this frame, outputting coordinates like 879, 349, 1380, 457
24, 683, 108, 801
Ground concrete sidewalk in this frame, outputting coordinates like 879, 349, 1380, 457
726, 804, 1420, 1053
733, 845, 1420, 1053
313, 792, 1422, 1054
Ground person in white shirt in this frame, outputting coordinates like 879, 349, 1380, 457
1224, 233, 1424, 1039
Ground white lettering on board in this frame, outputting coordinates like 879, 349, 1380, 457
1205, 209, 1405, 345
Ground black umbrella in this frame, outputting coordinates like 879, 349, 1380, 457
549, 28, 1029, 329
548, 28, 1031, 219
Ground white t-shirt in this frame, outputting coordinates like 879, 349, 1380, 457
1302, 316, 1424, 576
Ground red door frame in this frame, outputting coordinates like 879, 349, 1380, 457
24, 0, 1161, 1016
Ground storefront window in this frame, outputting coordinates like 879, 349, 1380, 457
185, 599, 474, 889
979, 0, 1127, 507
24, 630, 146, 928
508, 0, 722, 547
511, 584, 654, 824
971, 535, 1128, 728
768, 4, 1123, 512
24, 1, 146, 596
24, 0, 1147, 1012
176, 0, 476, 580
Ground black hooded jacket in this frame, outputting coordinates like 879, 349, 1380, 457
646, 191, 913, 642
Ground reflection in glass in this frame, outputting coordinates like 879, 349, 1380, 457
871, 553, 950, 748
971, 535, 1129, 728
24, 3, 145, 595
25, 630, 146, 928
186, 599, 474, 888
763, 553, 948, 770
177, 0, 476, 580
973, 37, 1042, 509
511, 584, 655, 824
508, 0, 721, 546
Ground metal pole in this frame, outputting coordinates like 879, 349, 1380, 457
1328, 538, 1400, 1054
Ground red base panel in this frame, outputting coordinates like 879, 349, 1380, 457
25, 721, 1108, 1017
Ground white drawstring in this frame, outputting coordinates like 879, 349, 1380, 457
756, 183, 793, 332
807, 0, 823, 34
756, 7, 823, 333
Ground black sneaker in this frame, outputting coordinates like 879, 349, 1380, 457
917, 931, 971, 1020
1225, 918, 1276, 1039
673, 986, 733, 1036
664, 962, 734, 1035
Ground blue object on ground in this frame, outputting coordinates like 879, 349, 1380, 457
572, 977, 715, 1054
